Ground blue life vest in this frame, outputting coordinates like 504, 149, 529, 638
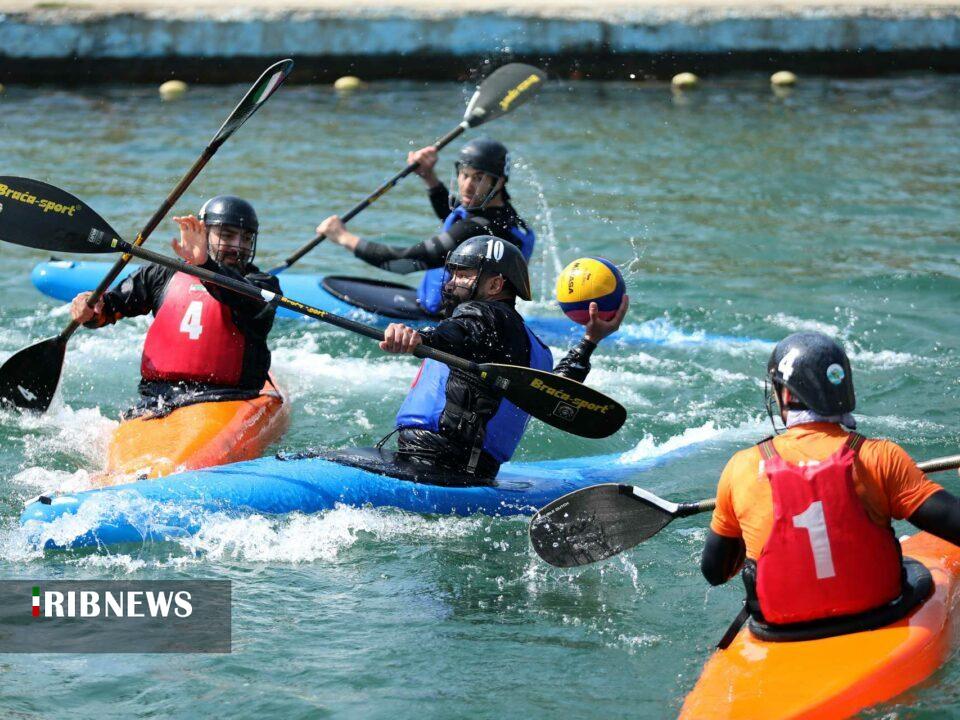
417, 206, 536, 314
395, 326, 553, 464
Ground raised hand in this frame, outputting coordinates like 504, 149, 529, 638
171, 215, 209, 266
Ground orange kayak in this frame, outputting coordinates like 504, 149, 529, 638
680, 532, 960, 720
93, 375, 290, 487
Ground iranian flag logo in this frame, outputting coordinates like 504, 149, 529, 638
32, 586, 40, 617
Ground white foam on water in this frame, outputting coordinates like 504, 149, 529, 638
180, 505, 484, 563
69, 317, 149, 364
698, 367, 753, 384
863, 414, 948, 434
3, 403, 116, 471
616, 418, 765, 465
10, 466, 97, 495
270, 336, 419, 400
616, 317, 774, 354
765, 313, 842, 336
847, 347, 928, 369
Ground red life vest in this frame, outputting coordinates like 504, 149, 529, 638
140, 272, 245, 385
756, 432, 903, 625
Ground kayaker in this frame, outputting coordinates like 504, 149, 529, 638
701, 331, 960, 628
316, 137, 535, 316
68, 196, 280, 416
375, 235, 628, 480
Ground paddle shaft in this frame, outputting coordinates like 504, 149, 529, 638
59, 58, 294, 343
273, 122, 468, 272
664, 455, 960, 521
60, 146, 219, 341
102, 237, 480, 374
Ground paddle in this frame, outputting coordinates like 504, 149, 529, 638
0, 59, 294, 412
269, 62, 547, 274
0, 177, 626, 439
529, 454, 960, 567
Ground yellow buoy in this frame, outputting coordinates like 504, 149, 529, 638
771, 70, 797, 87
671, 72, 699, 90
334, 75, 365, 92
159, 79, 188, 101
0, 84, 5, 95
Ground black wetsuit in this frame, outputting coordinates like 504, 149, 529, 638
85, 260, 279, 414
396, 298, 597, 479
353, 184, 531, 273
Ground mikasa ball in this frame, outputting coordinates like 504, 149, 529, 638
555, 257, 625, 324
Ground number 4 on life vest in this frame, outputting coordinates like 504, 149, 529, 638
179, 300, 204, 340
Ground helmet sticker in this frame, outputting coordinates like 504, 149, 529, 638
826, 363, 845, 385
778, 347, 800, 382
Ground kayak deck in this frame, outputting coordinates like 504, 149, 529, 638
19, 445, 694, 550
679, 532, 960, 719
93, 376, 290, 487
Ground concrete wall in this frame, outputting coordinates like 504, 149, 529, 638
1, 4, 959, 81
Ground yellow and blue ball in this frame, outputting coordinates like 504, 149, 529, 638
555, 257, 625, 325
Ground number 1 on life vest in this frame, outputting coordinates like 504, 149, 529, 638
793, 500, 836, 579
179, 300, 204, 340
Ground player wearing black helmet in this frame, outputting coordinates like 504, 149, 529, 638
377, 236, 629, 480
699, 331, 960, 633
317, 137, 535, 315
69, 196, 280, 416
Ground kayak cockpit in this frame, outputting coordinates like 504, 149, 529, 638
321, 276, 438, 321
747, 558, 934, 643
278, 446, 498, 488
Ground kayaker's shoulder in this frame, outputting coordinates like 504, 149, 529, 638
856, 435, 918, 468
722, 444, 765, 477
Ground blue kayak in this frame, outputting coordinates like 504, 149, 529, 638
19, 446, 687, 550
30, 260, 767, 348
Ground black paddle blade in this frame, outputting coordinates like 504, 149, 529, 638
211, 58, 294, 146
0, 335, 66, 411
0, 177, 119, 254
464, 63, 547, 128
480, 363, 625, 438
530, 484, 676, 568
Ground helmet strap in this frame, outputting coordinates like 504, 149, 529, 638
764, 378, 785, 436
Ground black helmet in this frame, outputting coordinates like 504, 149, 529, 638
456, 137, 509, 179
199, 195, 259, 268
766, 332, 855, 415
445, 235, 531, 301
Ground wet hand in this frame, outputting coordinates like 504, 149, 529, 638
380, 323, 423, 354
407, 145, 440, 185
584, 295, 629, 344
70, 291, 104, 324
171, 215, 208, 266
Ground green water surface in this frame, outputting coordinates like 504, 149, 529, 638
0, 76, 958, 718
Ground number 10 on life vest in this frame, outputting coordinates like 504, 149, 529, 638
179, 300, 204, 340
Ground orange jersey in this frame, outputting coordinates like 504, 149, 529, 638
710, 423, 942, 560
